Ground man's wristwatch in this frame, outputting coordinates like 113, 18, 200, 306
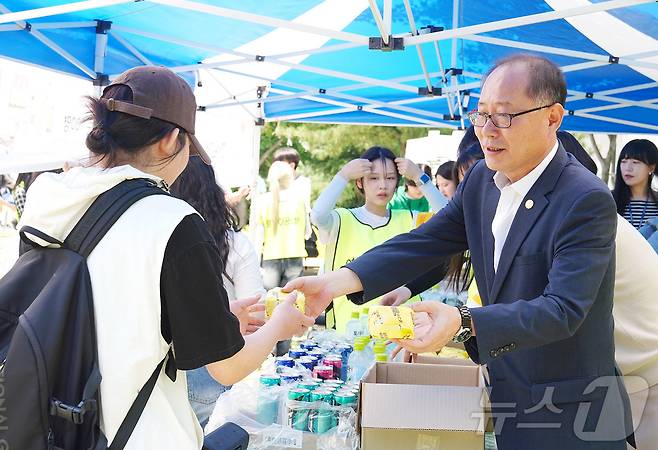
417, 172, 431, 186
452, 305, 473, 343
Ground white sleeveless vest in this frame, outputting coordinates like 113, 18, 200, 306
87, 194, 203, 450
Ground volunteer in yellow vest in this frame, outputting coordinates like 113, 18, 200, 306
257, 161, 309, 290
379, 144, 487, 311
311, 146, 447, 333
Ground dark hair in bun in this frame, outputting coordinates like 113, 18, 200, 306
85, 84, 186, 167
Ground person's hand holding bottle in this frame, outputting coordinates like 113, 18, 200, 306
268, 291, 315, 340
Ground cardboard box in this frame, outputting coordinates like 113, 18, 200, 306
359, 357, 489, 450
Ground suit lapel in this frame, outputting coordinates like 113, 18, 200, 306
488, 145, 569, 303
480, 179, 498, 302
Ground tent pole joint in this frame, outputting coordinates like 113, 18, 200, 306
418, 86, 442, 96
608, 55, 619, 64
445, 67, 463, 76
419, 25, 443, 34
23, 21, 31, 32
369, 36, 404, 52
255, 55, 265, 62
93, 73, 109, 86
95, 20, 111, 34
255, 118, 265, 126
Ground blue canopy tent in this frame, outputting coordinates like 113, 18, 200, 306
0, 0, 657, 133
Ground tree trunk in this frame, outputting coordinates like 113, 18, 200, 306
259, 142, 283, 166
604, 134, 617, 186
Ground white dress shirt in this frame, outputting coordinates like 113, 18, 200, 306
492, 141, 559, 271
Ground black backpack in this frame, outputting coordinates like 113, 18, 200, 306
0, 178, 171, 450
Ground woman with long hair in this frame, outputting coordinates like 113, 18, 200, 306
170, 156, 266, 426
612, 139, 658, 229
256, 160, 309, 290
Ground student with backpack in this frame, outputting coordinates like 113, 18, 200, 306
1, 66, 313, 450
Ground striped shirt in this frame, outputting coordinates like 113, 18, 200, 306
623, 199, 658, 229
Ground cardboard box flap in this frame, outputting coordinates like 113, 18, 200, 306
360, 383, 485, 432
413, 354, 475, 367
375, 361, 480, 387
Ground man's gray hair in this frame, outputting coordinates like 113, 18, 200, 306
484, 54, 567, 107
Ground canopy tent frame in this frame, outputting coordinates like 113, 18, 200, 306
223, 72, 453, 127
213, 68, 475, 125
0, 0, 656, 131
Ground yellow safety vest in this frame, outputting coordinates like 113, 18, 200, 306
260, 191, 307, 261
468, 278, 482, 306
325, 208, 418, 333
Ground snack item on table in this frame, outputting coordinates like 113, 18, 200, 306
368, 305, 415, 339
264, 287, 306, 319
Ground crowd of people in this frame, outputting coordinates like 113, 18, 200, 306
1, 54, 657, 450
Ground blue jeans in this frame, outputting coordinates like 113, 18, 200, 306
187, 367, 231, 427
261, 257, 303, 356
261, 257, 304, 290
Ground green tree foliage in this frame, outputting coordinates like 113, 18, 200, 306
260, 122, 435, 209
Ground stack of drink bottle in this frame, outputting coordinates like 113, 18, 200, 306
256, 328, 397, 433
257, 338, 359, 435
206, 306, 412, 448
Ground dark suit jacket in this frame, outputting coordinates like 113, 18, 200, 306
346, 145, 632, 450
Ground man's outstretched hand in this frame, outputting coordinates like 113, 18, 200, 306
283, 275, 335, 318
283, 267, 364, 319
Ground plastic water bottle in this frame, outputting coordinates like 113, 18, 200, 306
360, 307, 370, 332
345, 311, 365, 342
361, 336, 374, 364
347, 338, 368, 382
373, 341, 387, 357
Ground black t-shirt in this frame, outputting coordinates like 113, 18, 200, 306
160, 213, 245, 370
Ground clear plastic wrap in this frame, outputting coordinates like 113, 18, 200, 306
205, 376, 359, 450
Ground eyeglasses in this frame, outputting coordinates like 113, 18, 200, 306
467, 104, 555, 129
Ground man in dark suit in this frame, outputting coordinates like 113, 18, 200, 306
286, 54, 633, 449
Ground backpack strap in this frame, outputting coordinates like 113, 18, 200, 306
62, 178, 170, 449
19, 225, 64, 249
64, 178, 167, 257
107, 347, 173, 450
